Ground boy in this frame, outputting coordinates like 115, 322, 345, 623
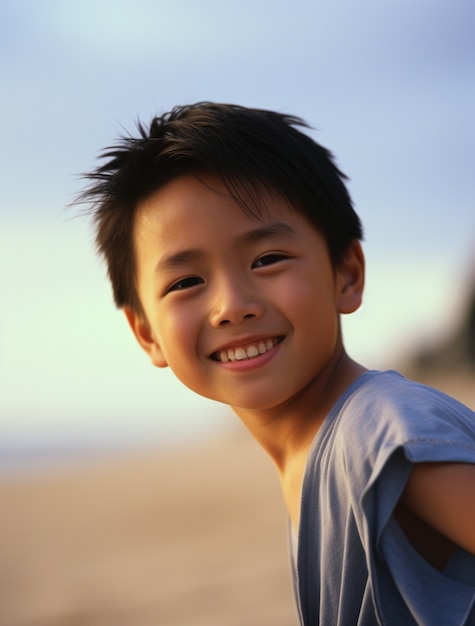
77, 102, 475, 624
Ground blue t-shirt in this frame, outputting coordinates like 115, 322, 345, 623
291, 370, 475, 625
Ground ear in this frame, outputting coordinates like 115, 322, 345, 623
336, 240, 365, 314
124, 307, 168, 368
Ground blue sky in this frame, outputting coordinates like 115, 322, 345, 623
1, 0, 474, 452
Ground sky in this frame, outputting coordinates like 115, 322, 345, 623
1, 0, 474, 457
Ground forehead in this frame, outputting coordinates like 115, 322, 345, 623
134, 173, 300, 242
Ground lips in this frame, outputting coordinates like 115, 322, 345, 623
211, 337, 283, 363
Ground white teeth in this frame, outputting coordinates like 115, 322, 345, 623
235, 348, 247, 360
246, 345, 259, 358
217, 339, 278, 362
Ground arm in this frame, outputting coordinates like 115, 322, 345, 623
399, 462, 475, 555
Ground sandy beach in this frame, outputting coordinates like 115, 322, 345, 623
0, 428, 298, 626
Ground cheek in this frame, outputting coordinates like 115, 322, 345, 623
284, 279, 340, 348
154, 310, 215, 398
153, 306, 201, 370
278, 274, 337, 318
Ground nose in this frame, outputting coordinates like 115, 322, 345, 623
209, 277, 264, 327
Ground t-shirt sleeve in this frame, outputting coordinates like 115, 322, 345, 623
340, 376, 475, 625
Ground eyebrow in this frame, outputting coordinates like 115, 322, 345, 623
238, 221, 297, 244
154, 249, 204, 275
154, 221, 297, 275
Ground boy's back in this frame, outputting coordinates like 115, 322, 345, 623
292, 370, 475, 625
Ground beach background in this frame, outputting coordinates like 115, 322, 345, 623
1, 2, 474, 624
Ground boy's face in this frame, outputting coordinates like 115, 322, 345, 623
126, 173, 363, 412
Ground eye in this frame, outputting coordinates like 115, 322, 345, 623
252, 253, 288, 269
166, 276, 204, 293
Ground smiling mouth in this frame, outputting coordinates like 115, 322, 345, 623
211, 337, 283, 363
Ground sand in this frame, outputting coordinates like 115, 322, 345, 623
0, 430, 298, 626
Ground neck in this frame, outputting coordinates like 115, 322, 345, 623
232, 350, 366, 475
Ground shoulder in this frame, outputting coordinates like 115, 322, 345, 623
338, 370, 475, 444
332, 370, 475, 477
342, 369, 472, 417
